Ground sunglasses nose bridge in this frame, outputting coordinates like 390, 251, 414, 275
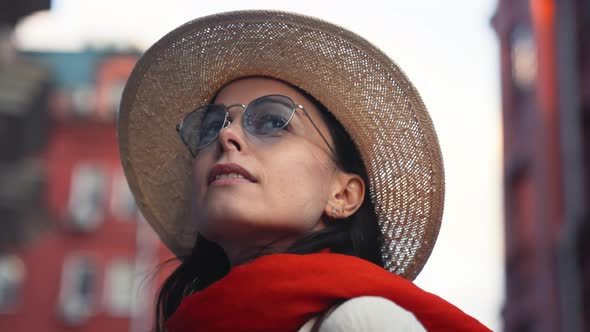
223, 104, 246, 125
222, 117, 231, 129
219, 104, 247, 135
226, 104, 246, 113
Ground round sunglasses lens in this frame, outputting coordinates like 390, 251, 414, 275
180, 105, 226, 153
243, 96, 294, 136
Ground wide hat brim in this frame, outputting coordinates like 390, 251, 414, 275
118, 10, 444, 280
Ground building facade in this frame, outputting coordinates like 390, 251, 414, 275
0, 50, 172, 332
492, 0, 589, 331
0, 0, 51, 256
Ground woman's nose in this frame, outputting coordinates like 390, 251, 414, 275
217, 110, 247, 152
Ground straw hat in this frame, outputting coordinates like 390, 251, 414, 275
118, 10, 444, 280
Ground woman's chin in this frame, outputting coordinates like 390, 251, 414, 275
201, 185, 259, 207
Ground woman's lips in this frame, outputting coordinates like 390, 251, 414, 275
210, 176, 253, 186
207, 163, 257, 186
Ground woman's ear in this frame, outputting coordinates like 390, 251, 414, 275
324, 172, 365, 219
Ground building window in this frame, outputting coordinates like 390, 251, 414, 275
0, 255, 25, 312
71, 85, 97, 117
103, 258, 133, 316
110, 170, 137, 221
58, 255, 98, 325
67, 163, 106, 231
510, 24, 537, 92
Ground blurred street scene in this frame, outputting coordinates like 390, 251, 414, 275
492, 0, 590, 331
0, 1, 172, 332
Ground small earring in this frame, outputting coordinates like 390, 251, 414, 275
331, 206, 338, 217
330, 206, 343, 218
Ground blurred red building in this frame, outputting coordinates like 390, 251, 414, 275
0, 0, 51, 263
0, 49, 173, 332
492, 0, 589, 331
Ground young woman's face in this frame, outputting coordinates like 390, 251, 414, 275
190, 77, 339, 259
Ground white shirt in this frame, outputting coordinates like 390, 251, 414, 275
298, 296, 426, 332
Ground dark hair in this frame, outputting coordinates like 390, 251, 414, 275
154, 83, 383, 332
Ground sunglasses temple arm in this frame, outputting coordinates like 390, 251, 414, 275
298, 107, 339, 158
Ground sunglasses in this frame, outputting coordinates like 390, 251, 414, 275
177, 94, 336, 158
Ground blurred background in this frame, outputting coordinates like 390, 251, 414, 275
0, 0, 588, 331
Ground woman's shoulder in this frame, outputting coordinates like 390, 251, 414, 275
298, 296, 426, 332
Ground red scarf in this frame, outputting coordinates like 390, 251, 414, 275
167, 253, 490, 332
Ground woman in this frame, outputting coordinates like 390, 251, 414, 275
118, 10, 490, 332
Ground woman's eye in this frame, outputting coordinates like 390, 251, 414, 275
200, 121, 223, 140
256, 114, 288, 132
244, 100, 295, 135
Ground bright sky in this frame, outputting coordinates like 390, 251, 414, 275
14, 0, 504, 330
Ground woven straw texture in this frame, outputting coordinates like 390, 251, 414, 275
118, 10, 444, 280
